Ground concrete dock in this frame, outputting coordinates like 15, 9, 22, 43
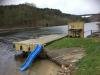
14, 34, 66, 52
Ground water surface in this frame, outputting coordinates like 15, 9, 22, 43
0, 22, 99, 75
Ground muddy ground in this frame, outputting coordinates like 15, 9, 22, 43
0, 31, 62, 75
44, 48, 85, 75
0, 31, 85, 75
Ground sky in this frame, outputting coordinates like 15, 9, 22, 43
0, 0, 100, 15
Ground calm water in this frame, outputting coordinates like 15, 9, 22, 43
9, 22, 99, 39
41, 22, 100, 37
0, 22, 99, 75
0, 42, 60, 75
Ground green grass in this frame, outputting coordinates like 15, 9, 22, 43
46, 38, 100, 75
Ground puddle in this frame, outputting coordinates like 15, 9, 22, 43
28, 60, 60, 75
0, 42, 60, 75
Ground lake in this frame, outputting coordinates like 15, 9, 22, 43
41, 22, 100, 37
0, 21, 99, 75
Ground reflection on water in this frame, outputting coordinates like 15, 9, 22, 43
6, 22, 99, 38
42, 22, 99, 37
0, 48, 60, 75
0, 42, 60, 75
0, 22, 99, 75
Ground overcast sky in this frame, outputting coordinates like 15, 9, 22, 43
0, 0, 100, 15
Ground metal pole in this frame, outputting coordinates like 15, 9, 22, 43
91, 30, 92, 37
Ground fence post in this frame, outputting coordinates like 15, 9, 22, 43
91, 30, 92, 37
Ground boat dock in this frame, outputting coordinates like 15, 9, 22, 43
13, 34, 66, 52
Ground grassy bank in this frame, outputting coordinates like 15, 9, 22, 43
46, 38, 100, 75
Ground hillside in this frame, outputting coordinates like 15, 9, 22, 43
89, 14, 100, 22
0, 4, 83, 29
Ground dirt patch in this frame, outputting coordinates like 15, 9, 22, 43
0, 30, 85, 75
45, 48, 85, 75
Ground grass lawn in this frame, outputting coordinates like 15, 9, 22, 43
46, 38, 100, 75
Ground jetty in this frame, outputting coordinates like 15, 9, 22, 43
14, 34, 66, 52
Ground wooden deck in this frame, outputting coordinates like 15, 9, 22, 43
13, 34, 66, 52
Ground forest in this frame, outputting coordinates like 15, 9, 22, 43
0, 3, 83, 28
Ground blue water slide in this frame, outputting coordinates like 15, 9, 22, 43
20, 44, 43, 71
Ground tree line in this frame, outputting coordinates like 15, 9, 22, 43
0, 4, 83, 29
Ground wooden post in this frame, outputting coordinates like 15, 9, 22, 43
68, 25, 70, 38
91, 30, 93, 37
